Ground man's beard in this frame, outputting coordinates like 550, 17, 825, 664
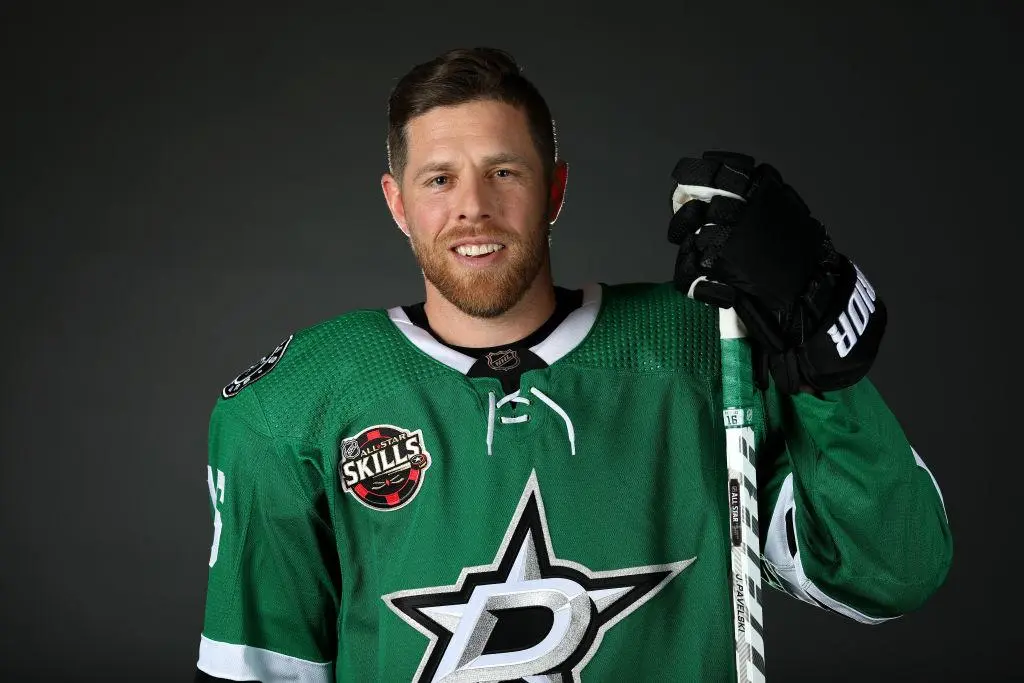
409, 221, 549, 319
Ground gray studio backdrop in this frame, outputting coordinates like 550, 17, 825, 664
2, 2, 1018, 681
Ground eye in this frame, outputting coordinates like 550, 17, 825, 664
428, 175, 449, 187
494, 168, 515, 178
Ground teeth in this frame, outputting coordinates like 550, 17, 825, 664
454, 243, 504, 257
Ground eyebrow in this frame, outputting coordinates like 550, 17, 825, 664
412, 152, 531, 181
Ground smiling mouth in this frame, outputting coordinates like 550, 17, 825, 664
452, 243, 506, 257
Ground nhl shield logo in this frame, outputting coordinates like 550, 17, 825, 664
485, 349, 520, 371
338, 425, 431, 511
341, 437, 361, 460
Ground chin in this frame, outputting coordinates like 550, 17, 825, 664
419, 240, 550, 318
443, 282, 527, 319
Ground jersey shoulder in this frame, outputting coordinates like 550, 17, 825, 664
213, 307, 452, 438
569, 280, 720, 390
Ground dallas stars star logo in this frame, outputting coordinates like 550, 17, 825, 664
383, 470, 695, 682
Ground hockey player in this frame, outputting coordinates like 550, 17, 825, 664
195, 47, 951, 682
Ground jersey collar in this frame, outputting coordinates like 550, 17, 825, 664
387, 283, 603, 375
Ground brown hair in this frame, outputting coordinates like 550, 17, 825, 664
386, 47, 558, 184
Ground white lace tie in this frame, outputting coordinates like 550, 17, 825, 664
486, 388, 576, 456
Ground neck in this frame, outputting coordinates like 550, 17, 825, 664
422, 269, 557, 349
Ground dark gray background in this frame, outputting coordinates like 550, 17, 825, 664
2, 2, 1019, 680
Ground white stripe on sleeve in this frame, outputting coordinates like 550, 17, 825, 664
197, 635, 332, 682
762, 474, 895, 625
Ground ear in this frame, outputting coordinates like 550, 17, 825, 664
381, 172, 410, 236
546, 160, 569, 224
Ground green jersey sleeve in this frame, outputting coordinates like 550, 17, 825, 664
757, 376, 952, 621
196, 386, 340, 682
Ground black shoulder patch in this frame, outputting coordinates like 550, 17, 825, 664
221, 335, 293, 399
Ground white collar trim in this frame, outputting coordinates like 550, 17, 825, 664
529, 282, 601, 365
387, 283, 602, 375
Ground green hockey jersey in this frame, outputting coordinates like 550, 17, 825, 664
196, 281, 951, 682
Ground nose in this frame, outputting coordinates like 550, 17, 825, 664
454, 174, 494, 222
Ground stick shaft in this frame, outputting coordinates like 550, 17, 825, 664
720, 307, 766, 683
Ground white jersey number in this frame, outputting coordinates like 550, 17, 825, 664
206, 466, 226, 567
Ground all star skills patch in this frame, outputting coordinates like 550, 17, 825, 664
339, 425, 432, 511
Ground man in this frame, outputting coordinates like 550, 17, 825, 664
195, 47, 951, 682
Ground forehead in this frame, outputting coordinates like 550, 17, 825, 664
404, 99, 537, 161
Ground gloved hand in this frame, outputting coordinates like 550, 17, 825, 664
668, 151, 886, 394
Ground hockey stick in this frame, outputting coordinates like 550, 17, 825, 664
719, 305, 766, 682
672, 186, 766, 683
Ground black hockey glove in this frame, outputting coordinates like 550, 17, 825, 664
668, 151, 886, 394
